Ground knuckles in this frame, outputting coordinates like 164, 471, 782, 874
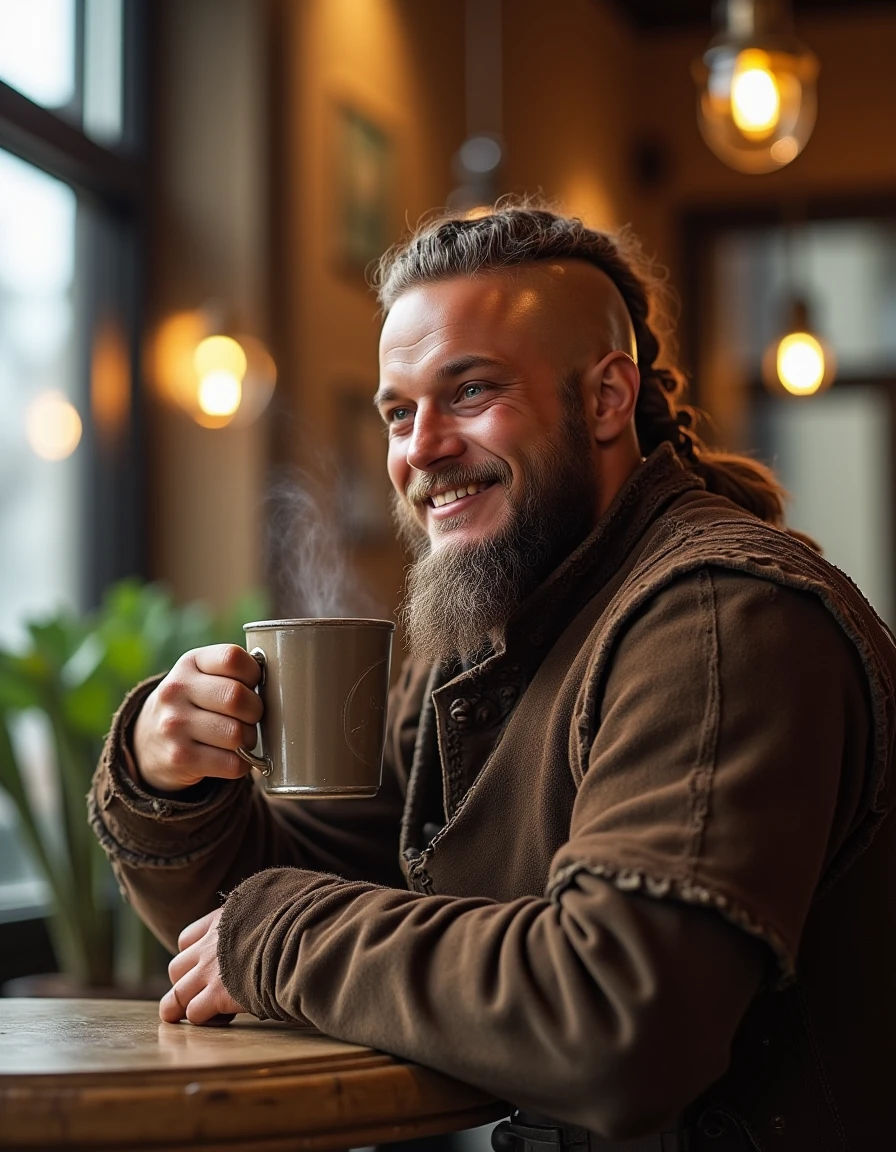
158, 709, 188, 740
156, 677, 186, 706
219, 643, 256, 681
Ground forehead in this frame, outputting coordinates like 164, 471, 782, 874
378, 261, 634, 382
379, 270, 555, 378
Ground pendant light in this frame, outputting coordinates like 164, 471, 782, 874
762, 227, 835, 397
693, 0, 819, 174
763, 297, 835, 396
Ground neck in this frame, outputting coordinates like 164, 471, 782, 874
594, 434, 645, 520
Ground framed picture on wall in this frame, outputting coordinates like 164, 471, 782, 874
336, 387, 393, 543
335, 104, 393, 275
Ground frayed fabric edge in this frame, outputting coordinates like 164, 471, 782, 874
87, 791, 226, 871
547, 859, 795, 986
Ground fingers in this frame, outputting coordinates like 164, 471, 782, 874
184, 986, 242, 1025
133, 644, 264, 792
159, 983, 186, 1023
176, 909, 220, 953
187, 670, 264, 727
180, 703, 259, 755
193, 644, 263, 690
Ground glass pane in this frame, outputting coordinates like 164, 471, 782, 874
83, 0, 124, 146
0, 149, 82, 905
717, 220, 896, 381
0, 149, 81, 647
757, 386, 894, 628
0, 0, 76, 110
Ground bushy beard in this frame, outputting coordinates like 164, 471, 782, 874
392, 375, 600, 667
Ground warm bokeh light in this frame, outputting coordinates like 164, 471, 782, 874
731, 51, 780, 137
148, 310, 276, 429
25, 389, 82, 460
91, 317, 130, 445
193, 334, 247, 383
776, 332, 827, 396
197, 370, 242, 417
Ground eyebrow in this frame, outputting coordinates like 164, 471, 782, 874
372, 355, 511, 408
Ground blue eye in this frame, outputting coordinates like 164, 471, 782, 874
389, 406, 412, 422
462, 383, 484, 399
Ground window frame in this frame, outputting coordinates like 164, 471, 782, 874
0, 0, 150, 936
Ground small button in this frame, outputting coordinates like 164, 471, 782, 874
498, 685, 518, 710
474, 703, 495, 726
449, 698, 473, 728
772, 1115, 786, 1132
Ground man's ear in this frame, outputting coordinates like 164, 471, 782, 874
581, 352, 640, 443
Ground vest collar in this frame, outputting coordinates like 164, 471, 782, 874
500, 444, 703, 655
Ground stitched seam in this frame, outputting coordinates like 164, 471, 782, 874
399, 664, 443, 859
88, 794, 229, 869
574, 513, 894, 890
685, 568, 722, 881
547, 859, 795, 981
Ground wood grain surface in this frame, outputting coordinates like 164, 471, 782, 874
0, 999, 507, 1151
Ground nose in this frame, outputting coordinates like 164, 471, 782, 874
405, 401, 465, 472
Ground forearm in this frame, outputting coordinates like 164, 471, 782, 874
217, 867, 765, 1138
89, 680, 406, 951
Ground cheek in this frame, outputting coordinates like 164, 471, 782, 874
386, 441, 408, 493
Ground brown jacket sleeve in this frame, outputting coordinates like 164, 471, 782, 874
213, 573, 867, 1139
88, 662, 428, 952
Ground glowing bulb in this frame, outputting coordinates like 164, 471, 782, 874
776, 332, 826, 396
25, 390, 83, 460
731, 51, 781, 137
193, 335, 247, 382
197, 370, 242, 417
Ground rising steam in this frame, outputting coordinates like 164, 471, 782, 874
265, 467, 382, 619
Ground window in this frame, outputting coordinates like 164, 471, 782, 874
0, 0, 146, 928
687, 207, 896, 630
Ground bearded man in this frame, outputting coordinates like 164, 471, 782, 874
90, 206, 896, 1150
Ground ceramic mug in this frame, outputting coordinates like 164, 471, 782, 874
236, 618, 394, 799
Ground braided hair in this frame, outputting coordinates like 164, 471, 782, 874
373, 200, 788, 527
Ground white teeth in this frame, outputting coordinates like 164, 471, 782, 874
431, 483, 487, 508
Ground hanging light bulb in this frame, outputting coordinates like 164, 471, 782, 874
693, 0, 819, 174
763, 298, 835, 397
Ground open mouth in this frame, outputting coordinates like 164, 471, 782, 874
428, 481, 495, 509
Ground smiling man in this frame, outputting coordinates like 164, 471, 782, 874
90, 205, 896, 1150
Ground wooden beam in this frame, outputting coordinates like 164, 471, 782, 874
0, 80, 142, 212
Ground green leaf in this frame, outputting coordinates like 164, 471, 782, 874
61, 679, 121, 739
27, 616, 83, 670
103, 633, 152, 684
60, 634, 108, 691
0, 652, 44, 710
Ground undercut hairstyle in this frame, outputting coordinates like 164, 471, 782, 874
372, 199, 791, 528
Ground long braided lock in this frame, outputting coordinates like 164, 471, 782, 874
373, 200, 788, 527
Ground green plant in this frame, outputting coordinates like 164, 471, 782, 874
0, 579, 267, 988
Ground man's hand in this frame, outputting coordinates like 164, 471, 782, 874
159, 908, 245, 1024
133, 645, 263, 792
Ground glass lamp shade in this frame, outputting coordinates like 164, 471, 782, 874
693, 24, 819, 173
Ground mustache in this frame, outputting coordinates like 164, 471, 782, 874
404, 461, 513, 506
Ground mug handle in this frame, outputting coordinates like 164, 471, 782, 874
235, 648, 273, 777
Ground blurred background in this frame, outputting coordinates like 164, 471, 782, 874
1, 0, 895, 1009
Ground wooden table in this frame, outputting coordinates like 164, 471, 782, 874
0, 999, 507, 1151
